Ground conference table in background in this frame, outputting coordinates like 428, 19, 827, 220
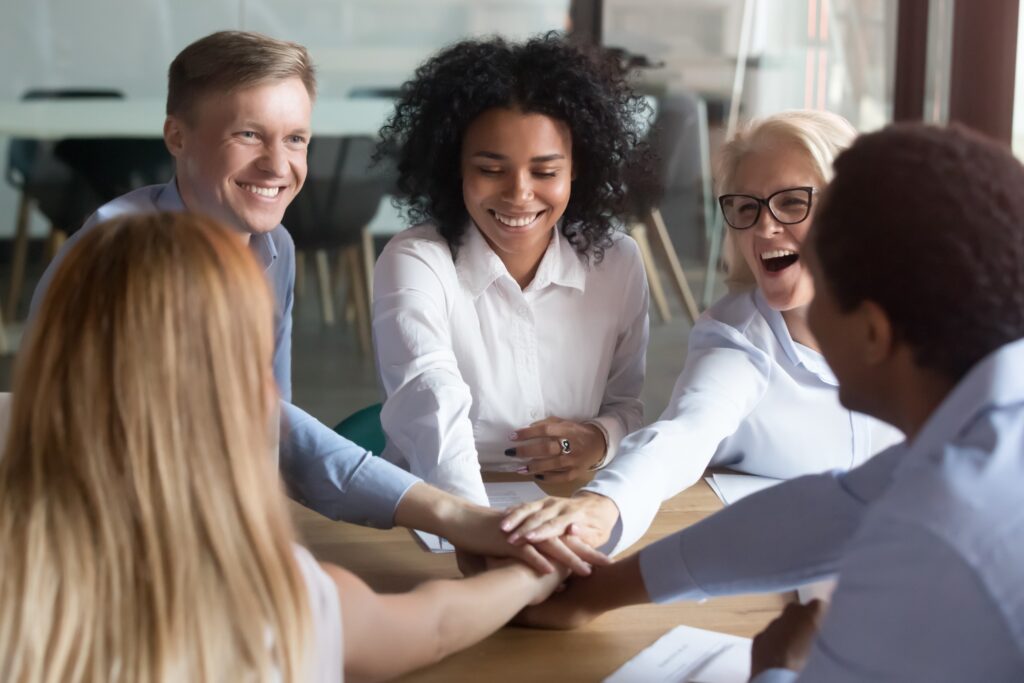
291, 475, 789, 683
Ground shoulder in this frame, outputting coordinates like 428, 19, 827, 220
379, 223, 454, 270
594, 231, 643, 272
87, 184, 166, 226
687, 290, 775, 365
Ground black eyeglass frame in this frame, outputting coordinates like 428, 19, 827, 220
717, 186, 816, 230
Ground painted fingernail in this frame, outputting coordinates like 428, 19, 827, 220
509, 432, 518, 440
534, 474, 545, 481
504, 448, 517, 456
515, 467, 529, 474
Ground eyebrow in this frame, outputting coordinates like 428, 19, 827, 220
239, 121, 312, 136
471, 152, 566, 162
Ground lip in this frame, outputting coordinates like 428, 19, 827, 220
236, 181, 288, 201
487, 208, 547, 232
756, 245, 801, 277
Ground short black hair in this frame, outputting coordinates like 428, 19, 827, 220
814, 123, 1024, 380
377, 32, 658, 261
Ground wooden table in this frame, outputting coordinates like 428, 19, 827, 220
291, 478, 788, 682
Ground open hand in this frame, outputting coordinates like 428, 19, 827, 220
501, 492, 620, 549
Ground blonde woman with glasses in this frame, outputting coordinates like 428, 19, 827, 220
0, 213, 566, 682
502, 110, 903, 555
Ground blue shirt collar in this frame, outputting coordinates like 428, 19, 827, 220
159, 179, 278, 272
905, 337, 1024, 462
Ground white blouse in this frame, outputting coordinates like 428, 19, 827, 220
373, 223, 649, 504
585, 289, 904, 553
292, 545, 343, 682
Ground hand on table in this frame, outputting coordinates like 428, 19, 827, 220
514, 573, 604, 630
506, 417, 607, 482
750, 600, 826, 677
501, 492, 620, 549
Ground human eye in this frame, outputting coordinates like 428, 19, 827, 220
532, 169, 559, 178
235, 130, 260, 142
286, 134, 308, 148
477, 167, 503, 176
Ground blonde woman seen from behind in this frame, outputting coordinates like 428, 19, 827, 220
0, 213, 565, 682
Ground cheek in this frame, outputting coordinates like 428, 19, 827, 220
734, 231, 757, 266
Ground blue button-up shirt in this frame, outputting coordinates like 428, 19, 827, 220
638, 338, 1024, 681
29, 181, 419, 527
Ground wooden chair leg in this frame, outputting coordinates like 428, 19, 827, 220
345, 247, 372, 354
631, 223, 672, 323
314, 249, 336, 326
645, 208, 701, 324
361, 228, 375, 303
6, 194, 32, 321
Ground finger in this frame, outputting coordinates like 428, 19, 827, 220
537, 537, 593, 576
561, 534, 611, 566
509, 507, 575, 543
511, 421, 562, 441
532, 468, 579, 483
513, 439, 563, 460
522, 455, 573, 474
501, 500, 548, 532
516, 543, 555, 575
566, 522, 606, 549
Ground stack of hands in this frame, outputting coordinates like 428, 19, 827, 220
454, 492, 827, 679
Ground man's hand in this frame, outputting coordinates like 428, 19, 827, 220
751, 600, 826, 677
507, 417, 607, 482
501, 492, 620, 549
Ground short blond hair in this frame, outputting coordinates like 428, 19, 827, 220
167, 30, 317, 121
0, 213, 312, 681
717, 110, 857, 290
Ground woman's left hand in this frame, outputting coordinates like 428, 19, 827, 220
507, 417, 607, 482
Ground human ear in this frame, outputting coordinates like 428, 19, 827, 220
859, 300, 894, 366
163, 116, 185, 158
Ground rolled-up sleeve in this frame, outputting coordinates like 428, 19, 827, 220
373, 239, 488, 506
279, 400, 419, 527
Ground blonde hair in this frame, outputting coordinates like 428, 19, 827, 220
0, 213, 311, 682
717, 110, 857, 290
167, 30, 317, 121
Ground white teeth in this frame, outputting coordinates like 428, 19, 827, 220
760, 249, 797, 261
240, 183, 280, 198
493, 211, 541, 228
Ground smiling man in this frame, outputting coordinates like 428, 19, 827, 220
27, 31, 603, 577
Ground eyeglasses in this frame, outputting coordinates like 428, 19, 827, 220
718, 186, 815, 230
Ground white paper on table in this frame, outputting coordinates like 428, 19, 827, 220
704, 473, 782, 506
604, 624, 751, 683
411, 481, 547, 553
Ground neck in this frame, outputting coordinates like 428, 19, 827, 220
174, 177, 251, 246
478, 227, 551, 290
883, 356, 957, 441
780, 305, 819, 351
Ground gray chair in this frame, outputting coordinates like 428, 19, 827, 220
284, 136, 386, 352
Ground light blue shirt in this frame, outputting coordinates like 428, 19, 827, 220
586, 289, 902, 552
639, 338, 1024, 682
29, 182, 419, 527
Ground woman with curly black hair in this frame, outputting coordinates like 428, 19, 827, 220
372, 33, 657, 505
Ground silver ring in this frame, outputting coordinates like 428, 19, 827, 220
559, 438, 572, 454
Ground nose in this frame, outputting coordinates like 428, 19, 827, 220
503, 169, 535, 203
257, 141, 289, 177
752, 202, 783, 237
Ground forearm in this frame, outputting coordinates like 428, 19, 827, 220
417, 564, 556, 658
394, 482, 480, 534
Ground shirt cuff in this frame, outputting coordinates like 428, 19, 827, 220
589, 414, 626, 466
583, 472, 659, 556
425, 456, 489, 508
338, 454, 421, 529
750, 668, 800, 683
638, 531, 710, 603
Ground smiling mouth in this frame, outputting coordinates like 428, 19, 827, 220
760, 248, 799, 273
489, 210, 545, 228
238, 182, 282, 199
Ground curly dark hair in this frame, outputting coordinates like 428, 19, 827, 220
376, 32, 658, 261
815, 123, 1024, 381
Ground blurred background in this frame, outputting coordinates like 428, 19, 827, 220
0, 0, 1018, 424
